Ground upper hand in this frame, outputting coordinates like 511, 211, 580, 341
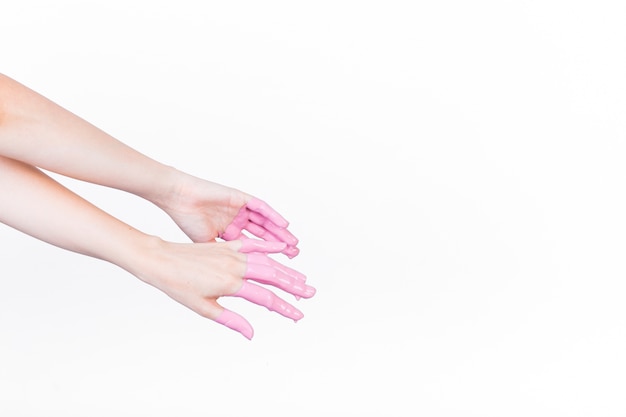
157, 171, 300, 257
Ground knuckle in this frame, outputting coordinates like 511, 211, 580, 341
195, 301, 218, 320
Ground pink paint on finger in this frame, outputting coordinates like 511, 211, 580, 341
247, 198, 289, 228
248, 253, 307, 283
244, 222, 271, 239
220, 206, 250, 240
247, 211, 269, 227
239, 239, 287, 254
233, 281, 304, 322
248, 210, 300, 246
221, 222, 244, 240
215, 309, 254, 340
283, 245, 300, 259
246, 253, 315, 298
243, 223, 300, 257
270, 227, 299, 247
245, 260, 316, 299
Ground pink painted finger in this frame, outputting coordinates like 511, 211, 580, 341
239, 239, 287, 254
244, 222, 273, 240
247, 198, 289, 228
268, 227, 299, 247
284, 245, 300, 259
245, 256, 316, 298
243, 223, 300, 256
233, 281, 304, 322
214, 309, 254, 340
220, 206, 250, 240
243, 224, 300, 258
221, 222, 244, 240
247, 210, 270, 227
248, 211, 300, 247
247, 253, 307, 283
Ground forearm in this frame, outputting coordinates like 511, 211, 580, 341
0, 156, 153, 274
0, 73, 178, 206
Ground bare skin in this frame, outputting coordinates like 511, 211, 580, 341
0, 73, 312, 338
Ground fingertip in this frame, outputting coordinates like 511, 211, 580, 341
215, 309, 254, 340
292, 285, 315, 300
303, 285, 316, 298
284, 246, 300, 259
242, 327, 254, 340
293, 310, 304, 322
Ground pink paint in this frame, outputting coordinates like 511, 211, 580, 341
239, 239, 287, 254
233, 281, 304, 322
220, 198, 299, 258
245, 253, 315, 298
215, 309, 254, 340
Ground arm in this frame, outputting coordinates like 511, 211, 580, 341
0, 156, 314, 339
0, 73, 299, 256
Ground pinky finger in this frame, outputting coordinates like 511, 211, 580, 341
214, 308, 254, 340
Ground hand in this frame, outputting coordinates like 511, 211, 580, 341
157, 171, 300, 258
135, 237, 315, 339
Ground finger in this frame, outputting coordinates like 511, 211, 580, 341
244, 221, 276, 240
247, 252, 307, 284
226, 222, 298, 257
220, 206, 250, 240
223, 221, 278, 244
232, 281, 304, 322
248, 211, 300, 247
214, 308, 254, 340
283, 245, 300, 259
246, 197, 289, 228
271, 228, 299, 247
244, 222, 300, 255
221, 221, 245, 240
239, 239, 287, 254
242, 222, 300, 258
245, 254, 316, 298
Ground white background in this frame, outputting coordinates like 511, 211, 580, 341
1, 1, 625, 416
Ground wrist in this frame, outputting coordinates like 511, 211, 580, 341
106, 228, 164, 284
139, 164, 185, 209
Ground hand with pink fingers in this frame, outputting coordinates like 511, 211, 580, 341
137, 237, 314, 340
216, 239, 315, 339
220, 198, 300, 258
155, 171, 300, 257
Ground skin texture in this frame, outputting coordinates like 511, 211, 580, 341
0, 73, 314, 339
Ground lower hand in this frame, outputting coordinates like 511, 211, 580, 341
133, 237, 314, 339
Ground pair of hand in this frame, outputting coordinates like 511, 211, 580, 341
151, 174, 314, 339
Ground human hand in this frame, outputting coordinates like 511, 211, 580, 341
134, 237, 314, 339
157, 171, 300, 258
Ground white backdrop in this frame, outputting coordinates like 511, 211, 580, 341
1, 1, 625, 416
